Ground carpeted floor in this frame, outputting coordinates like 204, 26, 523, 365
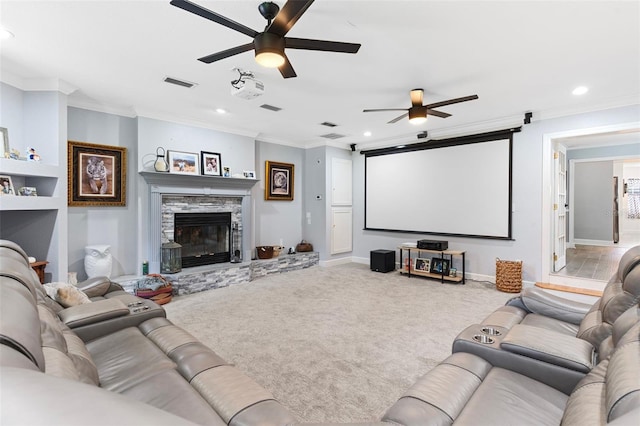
164, 263, 513, 423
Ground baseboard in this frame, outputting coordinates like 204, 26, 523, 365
320, 256, 354, 267
573, 239, 616, 247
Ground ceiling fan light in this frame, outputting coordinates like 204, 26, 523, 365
255, 51, 285, 68
254, 32, 286, 68
408, 107, 427, 124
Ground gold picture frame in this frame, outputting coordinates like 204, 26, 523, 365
67, 140, 126, 207
265, 161, 294, 201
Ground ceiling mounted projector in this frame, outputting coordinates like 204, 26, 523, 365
230, 69, 264, 100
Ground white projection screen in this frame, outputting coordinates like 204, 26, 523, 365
365, 132, 514, 239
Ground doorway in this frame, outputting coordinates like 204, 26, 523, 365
542, 123, 640, 288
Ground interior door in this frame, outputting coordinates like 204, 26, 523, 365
553, 145, 568, 271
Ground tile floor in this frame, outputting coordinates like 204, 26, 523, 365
552, 245, 628, 280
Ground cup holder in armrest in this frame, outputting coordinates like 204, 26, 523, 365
128, 301, 144, 308
480, 326, 501, 336
472, 334, 495, 344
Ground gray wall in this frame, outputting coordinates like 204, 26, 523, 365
67, 107, 139, 280
352, 104, 640, 283
254, 141, 304, 252
573, 161, 614, 241
303, 146, 327, 257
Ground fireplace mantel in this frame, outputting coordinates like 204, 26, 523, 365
140, 171, 258, 274
139, 171, 259, 191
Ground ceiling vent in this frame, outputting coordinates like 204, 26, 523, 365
320, 133, 346, 140
260, 104, 282, 112
164, 77, 196, 88
320, 121, 338, 127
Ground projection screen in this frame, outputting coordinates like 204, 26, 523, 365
364, 131, 514, 239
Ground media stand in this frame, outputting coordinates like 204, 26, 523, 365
398, 245, 465, 284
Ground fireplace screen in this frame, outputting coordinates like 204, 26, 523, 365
174, 212, 231, 267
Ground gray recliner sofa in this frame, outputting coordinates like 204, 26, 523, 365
481, 245, 640, 351
0, 239, 296, 425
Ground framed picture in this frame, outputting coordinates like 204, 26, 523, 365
449, 267, 457, 277
265, 161, 294, 201
201, 151, 222, 176
19, 186, 38, 196
1, 127, 9, 156
223, 167, 230, 177
414, 257, 431, 272
67, 141, 126, 207
168, 150, 199, 175
0, 175, 15, 196
430, 257, 451, 276
243, 170, 256, 178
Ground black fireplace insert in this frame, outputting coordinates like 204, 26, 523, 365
174, 212, 231, 267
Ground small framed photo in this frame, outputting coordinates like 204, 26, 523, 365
449, 267, 457, 277
223, 167, 230, 177
0, 175, 15, 196
201, 151, 222, 176
414, 257, 430, 272
168, 151, 199, 175
67, 141, 127, 206
1, 127, 9, 156
19, 186, 38, 197
265, 161, 294, 201
243, 170, 256, 178
430, 257, 450, 275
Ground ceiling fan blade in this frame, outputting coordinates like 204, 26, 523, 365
426, 94, 479, 109
170, 0, 258, 38
426, 109, 452, 118
285, 37, 361, 53
363, 108, 408, 112
388, 113, 409, 124
410, 89, 423, 107
278, 54, 297, 78
198, 43, 255, 64
268, 0, 315, 37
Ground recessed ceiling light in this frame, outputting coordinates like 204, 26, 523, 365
0, 28, 14, 40
215, 108, 226, 114
572, 86, 589, 95
363, 131, 372, 137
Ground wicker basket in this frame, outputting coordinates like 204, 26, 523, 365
495, 259, 523, 293
256, 246, 274, 259
135, 274, 173, 305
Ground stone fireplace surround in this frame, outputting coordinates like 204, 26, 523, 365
137, 172, 320, 295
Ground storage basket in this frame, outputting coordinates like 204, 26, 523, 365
256, 246, 274, 259
135, 274, 173, 305
295, 240, 313, 252
495, 259, 523, 293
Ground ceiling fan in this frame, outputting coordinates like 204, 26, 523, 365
364, 89, 479, 124
170, 0, 361, 78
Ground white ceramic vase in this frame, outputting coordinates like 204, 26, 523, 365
84, 244, 113, 278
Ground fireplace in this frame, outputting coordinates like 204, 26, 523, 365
174, 212, 231, 267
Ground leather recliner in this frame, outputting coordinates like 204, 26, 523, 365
481, 245, 640, 350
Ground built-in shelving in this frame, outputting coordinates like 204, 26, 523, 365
0, 158, 61, 210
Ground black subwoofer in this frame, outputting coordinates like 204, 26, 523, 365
370, 249, 396, 273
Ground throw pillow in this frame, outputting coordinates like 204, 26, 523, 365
57, 285, 92, 308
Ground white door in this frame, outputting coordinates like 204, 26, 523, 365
554, 145, 568, 271
331, 207, 352, 254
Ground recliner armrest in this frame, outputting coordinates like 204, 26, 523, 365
58, 299, 129, 328
519, 287, 592, 325
500, 324, 595, 373
76, 276, 124, 298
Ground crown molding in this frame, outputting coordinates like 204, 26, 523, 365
1, 72, 77, 95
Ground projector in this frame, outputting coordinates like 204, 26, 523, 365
230, 77, 264, 100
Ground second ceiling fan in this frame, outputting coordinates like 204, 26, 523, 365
170, 0, 361, 78
364, 89, 478, 124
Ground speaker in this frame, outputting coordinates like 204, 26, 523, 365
370, 249, 396, 273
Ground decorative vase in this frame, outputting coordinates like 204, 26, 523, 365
84, 244, 113, 278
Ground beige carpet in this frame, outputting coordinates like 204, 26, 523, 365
164, 263, 513, 423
